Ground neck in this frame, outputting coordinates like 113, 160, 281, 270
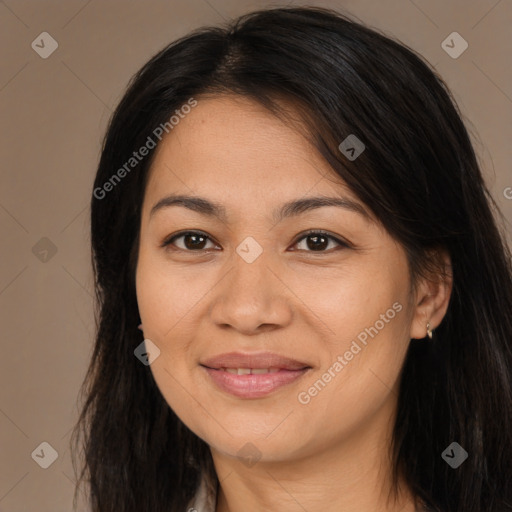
211, 393, 418, 512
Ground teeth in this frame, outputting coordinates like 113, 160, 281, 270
251, 368, 271, 374
222, 368, 281, 374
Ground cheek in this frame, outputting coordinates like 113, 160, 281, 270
289, 261, 406, 342
136, 252, 211, 341
294, 267, 410, 411
148, 358, 214, 446
324, 286, 410, 395
294, 314, 410, 449
135, 255, 209, 410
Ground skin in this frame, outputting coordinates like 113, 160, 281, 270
135, 95, 452, 512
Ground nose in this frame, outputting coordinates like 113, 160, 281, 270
209, 248, 293, 335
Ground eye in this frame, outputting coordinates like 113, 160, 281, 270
161, 230, 349, 253
161, 231, 218, 252
291, 230, 349, 253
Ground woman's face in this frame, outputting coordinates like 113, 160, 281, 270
135, 95, 431, 465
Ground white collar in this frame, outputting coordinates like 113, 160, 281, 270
186, 469, 217, 512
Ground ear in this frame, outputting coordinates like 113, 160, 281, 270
409, 250, 453, 340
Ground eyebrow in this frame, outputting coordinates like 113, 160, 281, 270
149, 193, 373, 224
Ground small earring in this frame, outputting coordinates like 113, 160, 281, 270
426, 322, 433, 339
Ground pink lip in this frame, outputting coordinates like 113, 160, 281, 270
200, 351, 312, 399
200, 351, 310, 371
202, 367, 310, 399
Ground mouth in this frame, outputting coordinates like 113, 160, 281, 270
199, 351, 312, 399
212, 367, 291, 374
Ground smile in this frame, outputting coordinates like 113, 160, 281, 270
201, 365, 310, 399
220, 367, 281, 374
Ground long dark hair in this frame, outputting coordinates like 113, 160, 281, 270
71, 6, 512, 512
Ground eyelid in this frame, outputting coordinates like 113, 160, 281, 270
161, 229, 351, 253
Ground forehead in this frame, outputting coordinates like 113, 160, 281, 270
143, 94, 364, 219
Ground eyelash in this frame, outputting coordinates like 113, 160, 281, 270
160, 229, 350, 254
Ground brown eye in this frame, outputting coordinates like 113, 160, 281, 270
161, 230, 349, 254
162, 231, 217, 251
292, 231, 348, 252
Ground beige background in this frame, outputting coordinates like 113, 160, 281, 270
1, 0, 511, 510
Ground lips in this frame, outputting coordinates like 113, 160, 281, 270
200, 351, 312, 399
200, 351, 311, 371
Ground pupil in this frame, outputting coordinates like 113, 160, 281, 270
308, 234, 327, 251
185, 234, 206, 250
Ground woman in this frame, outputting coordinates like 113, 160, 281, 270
71, 6, 512, 512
